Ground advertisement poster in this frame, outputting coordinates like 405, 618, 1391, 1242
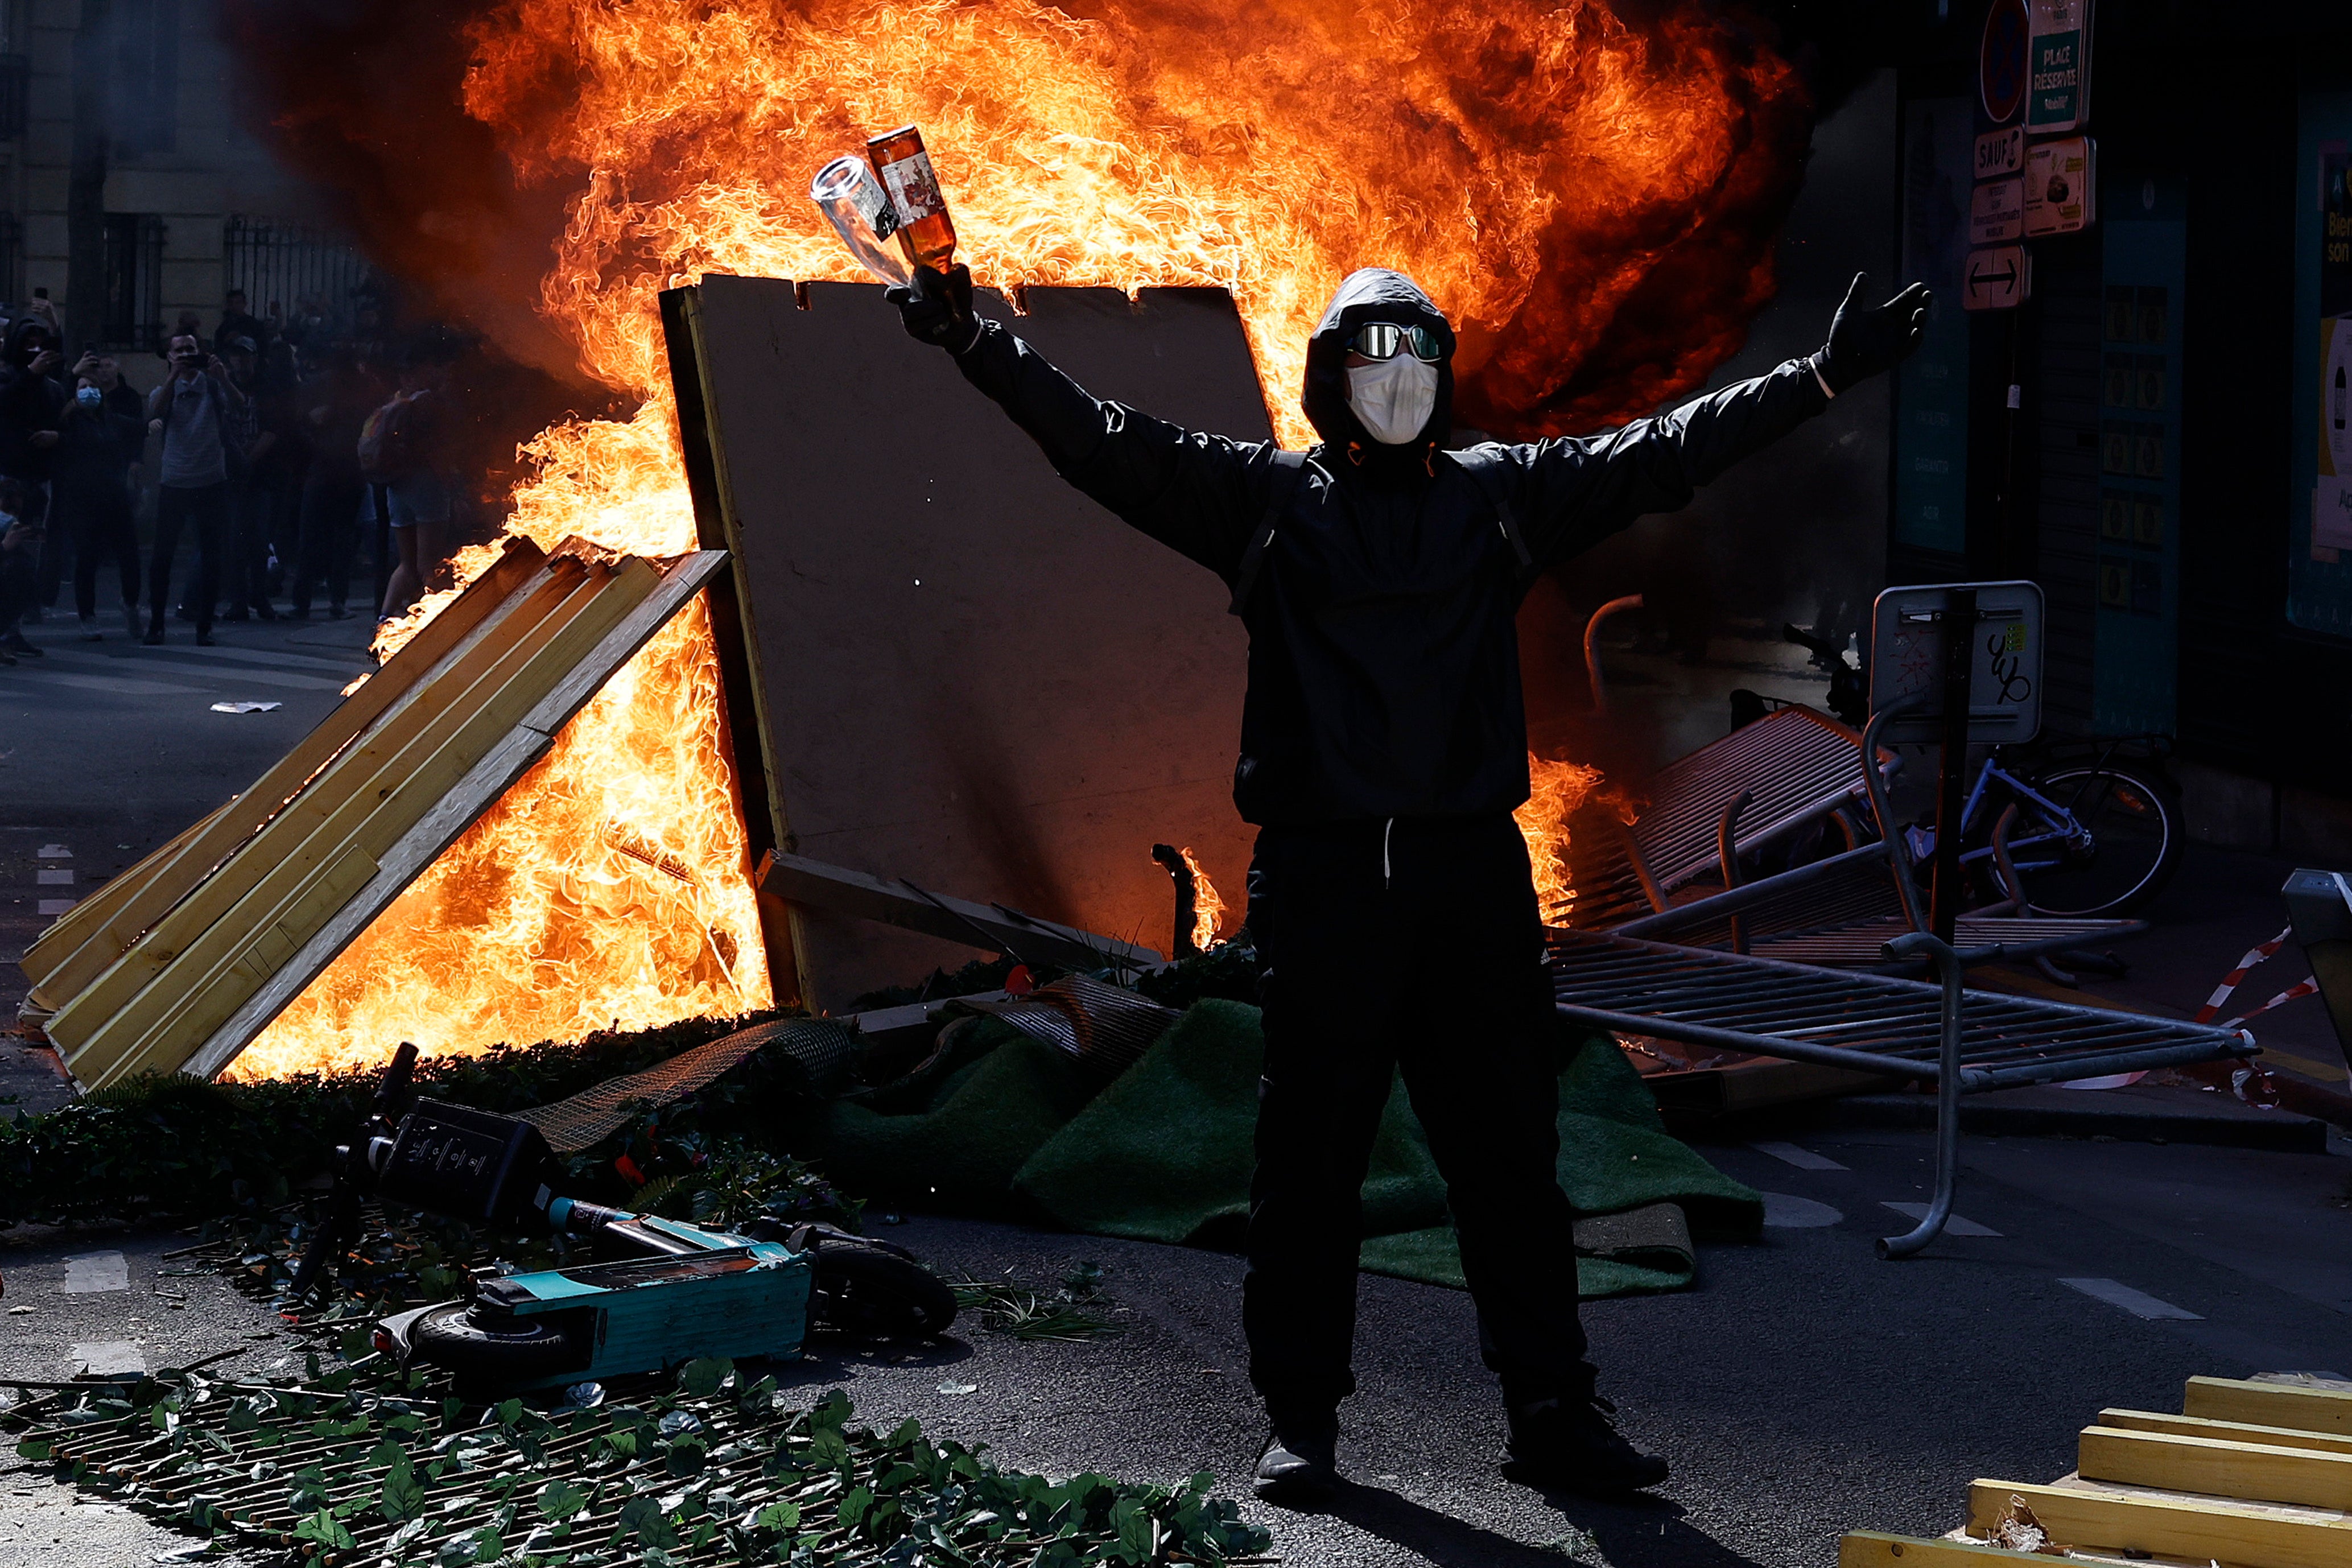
2287, 96, 2352, 637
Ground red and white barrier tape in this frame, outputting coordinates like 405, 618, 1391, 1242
2219, 978, 2321, 1031
2074, 927, 2316, 1094
2195, 927, 2293, 1024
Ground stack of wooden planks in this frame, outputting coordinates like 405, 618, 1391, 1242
16, 537, 728, 1091
1841, 1374, 2352, 1566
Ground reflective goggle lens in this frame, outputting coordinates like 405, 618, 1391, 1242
1348, 322, 1443, 361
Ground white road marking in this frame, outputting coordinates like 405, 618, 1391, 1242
2060, 1277, 2204, 1321
129, 641, 372, 675
39, 648, 352, 691
62, 1252, 130, 1293
1751, 1140, 1848, 1171
35, 868, 72, 885
2, 669, 211, 697
68, 1342, 146, 1376
35, 844, 68, 859
36, 899, 75, 915
1760, 1192, 1844, 1228
1881, 1202, 2002, 1237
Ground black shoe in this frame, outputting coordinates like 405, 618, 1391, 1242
1252, 1417, 1339, 1507
142, 624, 164, 646
254, 603, 279, 621
1502, 1396, 1669, 1497
221, 606, 250, 622
2, 632, 42, 658
195, 632, 216, 647
327, 604, 351, 620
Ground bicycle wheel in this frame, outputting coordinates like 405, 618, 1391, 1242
2009, 764, 2182, 917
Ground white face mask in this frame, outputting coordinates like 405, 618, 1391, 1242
1345, 354, 1438, 445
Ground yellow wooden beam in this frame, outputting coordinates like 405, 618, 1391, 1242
20, 537, 548, 1010
19, 806, 225, 1008
65, 559, 658, 1090
2080, 1425, 2352, 1510
1837, 1532, 2086, 1566
41, 557, 584, 1055
2099, 1408, 2352, 1456
2185, 1377, 2352, 1438
1969, 1479, 2351, 1568
180, 550, 731, 1081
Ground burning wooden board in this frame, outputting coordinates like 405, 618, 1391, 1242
664, 275, 1265, 1009
21, 540, 728, 1091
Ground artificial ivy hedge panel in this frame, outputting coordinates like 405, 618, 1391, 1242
6, 1357, 1270, 1566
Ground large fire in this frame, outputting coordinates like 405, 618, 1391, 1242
227, 0, 1812, 1076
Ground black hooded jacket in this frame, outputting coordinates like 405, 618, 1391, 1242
0, 317, 65, 482
952, 268, 1829, 826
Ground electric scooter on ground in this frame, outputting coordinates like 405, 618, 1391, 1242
301, 1049, 956, 1396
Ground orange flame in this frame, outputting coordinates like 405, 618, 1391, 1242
1179, 847, 1226, 952
1515, 754, 1606, 926
229, 0, 1806, 1076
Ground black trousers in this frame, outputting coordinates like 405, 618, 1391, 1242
63, 484, 138, 616
1243, 812, 1595, 1421
294, 469, 362, 614
150, 482, 228, 633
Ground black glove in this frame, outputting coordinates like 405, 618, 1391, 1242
887, 263, 981, 355
1813, 273, 1932, 394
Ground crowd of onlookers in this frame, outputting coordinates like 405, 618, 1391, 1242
0, 288, 467, 664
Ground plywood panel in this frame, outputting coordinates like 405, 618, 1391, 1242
679, 274, 1271, 1007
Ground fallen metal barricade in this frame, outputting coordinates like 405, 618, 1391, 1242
1548, 927, 2258, 1256
1560, 704, 1891, 930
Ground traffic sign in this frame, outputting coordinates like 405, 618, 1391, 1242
1980, 0, 2031, 125
2027, 0, 2092, 134
1868, 581, 2045, 746
1970, 178, 2025, 245
1964, 245, 2030, 311
2024, 135, 2095, 236
1975, 126, 2025, 180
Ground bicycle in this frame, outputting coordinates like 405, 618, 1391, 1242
1901, 738, 2183, 918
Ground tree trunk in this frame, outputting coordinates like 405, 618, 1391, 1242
64, 0, 112, 349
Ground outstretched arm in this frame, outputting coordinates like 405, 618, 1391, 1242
890, 265, 1271, 581
1507, 274, 1931, 567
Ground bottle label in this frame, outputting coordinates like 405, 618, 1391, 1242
879, 150, 944, 225
851, 170, 899, 239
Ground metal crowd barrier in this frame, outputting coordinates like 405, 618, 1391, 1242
1548, 927, 2259, 1257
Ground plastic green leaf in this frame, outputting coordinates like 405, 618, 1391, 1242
678, 1357, 731, 1399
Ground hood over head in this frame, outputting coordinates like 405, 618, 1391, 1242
1301, 268, 1454, 456
4, 314, 52, 366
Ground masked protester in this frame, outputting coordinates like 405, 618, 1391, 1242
52, 371, 145, 637
890, 263, 1927, 1503
0, 317, 65, 637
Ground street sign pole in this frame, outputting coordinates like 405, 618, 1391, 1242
1931, 585, 1979, 945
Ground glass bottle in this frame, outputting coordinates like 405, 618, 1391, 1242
808, 155, 909, 286
865, 125, 958, 275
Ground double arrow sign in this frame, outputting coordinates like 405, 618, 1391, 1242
1966, 245, 2028, 312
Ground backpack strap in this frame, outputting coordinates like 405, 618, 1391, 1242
1227, 449, 1309, 617
1447, 448, 1534, 574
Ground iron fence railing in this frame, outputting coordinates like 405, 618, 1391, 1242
99, 212, 164, 352
222, 215, 378, 335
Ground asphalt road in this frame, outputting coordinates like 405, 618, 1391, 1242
5, 1116, 2347, 1566
2, 611, 2349, 1564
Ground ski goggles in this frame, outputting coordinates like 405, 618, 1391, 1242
1346, 321, 1445, 362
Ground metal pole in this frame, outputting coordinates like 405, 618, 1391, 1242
1879, 930, 1965, 1259
1930, 587, 1978, 943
